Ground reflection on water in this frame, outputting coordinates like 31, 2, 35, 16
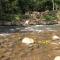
21, 24, 60, 32
0, 33, 11, 37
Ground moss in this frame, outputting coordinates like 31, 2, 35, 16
39, 40, 50, 46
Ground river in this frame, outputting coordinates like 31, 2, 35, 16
0, 24, 60, 33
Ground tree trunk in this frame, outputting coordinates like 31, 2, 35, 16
55, 3, 58, 11
52, 0, 55, 11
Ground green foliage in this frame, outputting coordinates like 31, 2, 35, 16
43, 15, 57, 21
0, 0, 60, 22
15, 14, 22, 20
43, 11, 57, 21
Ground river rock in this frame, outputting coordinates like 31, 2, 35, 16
52, 35, 60, 40
54, 56, 60, 60
22, 37, 34, 45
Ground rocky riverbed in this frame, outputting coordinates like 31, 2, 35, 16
0, 30, 60, 60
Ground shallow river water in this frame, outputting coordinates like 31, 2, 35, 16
0, 25, 60, 60
0, 24, 60, 33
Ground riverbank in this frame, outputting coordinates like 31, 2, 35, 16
0, 11, 60, 26
0, 24, 59, 33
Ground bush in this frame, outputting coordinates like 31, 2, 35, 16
43, 11, 57, 21
43, 15, 57, 21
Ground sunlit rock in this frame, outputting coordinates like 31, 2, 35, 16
52, 35, 60, 40
22, 37, 34, 45
24, 20, 29, 25
51, 42, 58, 45
54, 56, 60, 60
35, 25, 43, 27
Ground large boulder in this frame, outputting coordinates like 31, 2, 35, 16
54, 56, 60, 60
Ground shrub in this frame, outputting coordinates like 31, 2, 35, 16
43, 11, 57, 21
43, 15, 57, 21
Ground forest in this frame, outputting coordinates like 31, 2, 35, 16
0, 0, 60, 25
